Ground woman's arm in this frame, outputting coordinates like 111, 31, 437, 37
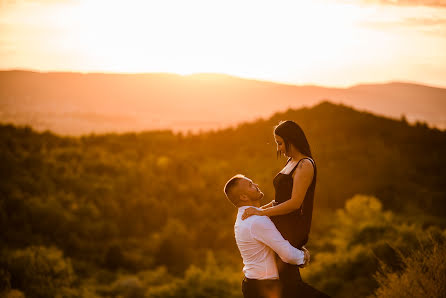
242, 159, 314, 220
261, 200, 275, 209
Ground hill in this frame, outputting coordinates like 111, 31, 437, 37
0, 102, 445, 297
1, 70, 445, 135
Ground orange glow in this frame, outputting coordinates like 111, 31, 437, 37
0, 0, 445, 87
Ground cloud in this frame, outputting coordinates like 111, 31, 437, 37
359, 16, 446, 38
360, 0, 446, 7
403, 17, 446, 25
0, 0, 76, 13
360, 16, 446, 27
0, 41, 16, 54
12, 0, 76, 3
0, 0, 77, 9
336, 0, 446, 7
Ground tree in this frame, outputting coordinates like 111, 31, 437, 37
4, 246, 76, 298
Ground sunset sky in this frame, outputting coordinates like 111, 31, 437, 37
1, 0, 445, 87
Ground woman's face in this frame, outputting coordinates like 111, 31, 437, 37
274, 134, 287, 156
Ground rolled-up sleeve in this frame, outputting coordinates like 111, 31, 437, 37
250, 217, 305, 265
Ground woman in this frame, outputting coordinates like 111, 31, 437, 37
242, 120, 328, 298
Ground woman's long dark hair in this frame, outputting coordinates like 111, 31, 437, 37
274, 120, 312, 158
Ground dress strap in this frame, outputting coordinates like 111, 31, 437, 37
289, 157, 315, 176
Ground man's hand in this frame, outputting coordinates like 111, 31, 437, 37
299, 246, 310, 268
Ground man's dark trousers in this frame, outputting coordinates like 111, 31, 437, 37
242, 277, 282, 298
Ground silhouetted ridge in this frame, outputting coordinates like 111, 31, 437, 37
1, 70, 445, 135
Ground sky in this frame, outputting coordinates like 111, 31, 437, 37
0, 0, 446, 87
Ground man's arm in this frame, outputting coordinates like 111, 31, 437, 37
250, 217, 305, 265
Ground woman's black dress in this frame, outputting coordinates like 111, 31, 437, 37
271, 157, 328, 298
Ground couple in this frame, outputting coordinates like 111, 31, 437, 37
224, 120, 329, 298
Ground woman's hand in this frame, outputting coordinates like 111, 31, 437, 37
242, 207, 263, 220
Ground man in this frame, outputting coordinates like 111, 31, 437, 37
224, 174, 310, 298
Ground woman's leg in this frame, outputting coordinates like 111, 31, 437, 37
278, 260, 330, 298
278, 262, 301, 297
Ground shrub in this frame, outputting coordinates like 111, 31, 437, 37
147, 252, 242, 298
4, 246, 76, 298
372, 237, 446, 298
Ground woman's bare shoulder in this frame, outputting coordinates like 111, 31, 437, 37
299, 158, 315, 169
293, 158, 314, 177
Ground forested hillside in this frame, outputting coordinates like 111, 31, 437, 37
1, 102, 445, 297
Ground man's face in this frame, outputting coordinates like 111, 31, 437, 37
238, 177, 264, 201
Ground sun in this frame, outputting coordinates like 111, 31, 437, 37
5, 0, 443, 87
70, 0, 362, 78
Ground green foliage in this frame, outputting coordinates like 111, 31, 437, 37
1, 289, 26, 298
0, 103, 445, 297
147, 252, 242, 298
105, 245, 125, 270
87, 256, 242, 298
372, 236, 446, 298
110, 276, 145, 298
1, 246, 77, 298
302, 195, 446, 298
0, 268, 11, 292
332, 195, 394, 249
154, 219, 195, 275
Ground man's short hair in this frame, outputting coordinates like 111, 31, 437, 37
224, 174, 245, 206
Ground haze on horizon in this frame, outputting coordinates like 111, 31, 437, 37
1, 0, 446, 88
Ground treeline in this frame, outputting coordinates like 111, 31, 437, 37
0, 102, 445, 297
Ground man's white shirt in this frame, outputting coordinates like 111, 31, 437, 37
235, 206, 305, 280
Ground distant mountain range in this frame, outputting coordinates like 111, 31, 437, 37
1, 70, 445, 135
